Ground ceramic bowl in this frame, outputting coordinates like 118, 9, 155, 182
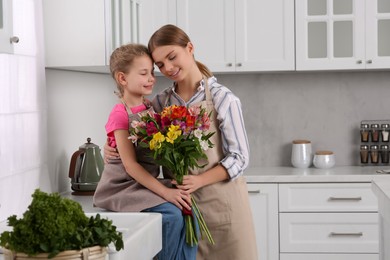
313, 151, 335, 169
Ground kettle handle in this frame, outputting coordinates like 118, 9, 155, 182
69, 150, 85, 178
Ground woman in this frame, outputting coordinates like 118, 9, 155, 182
106, 24, 258, 260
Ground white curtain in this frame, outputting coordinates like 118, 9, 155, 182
0, 0, 49, 221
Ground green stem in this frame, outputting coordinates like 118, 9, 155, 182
191, 196, 215, 245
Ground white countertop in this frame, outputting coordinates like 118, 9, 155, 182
244, 166, 390, 183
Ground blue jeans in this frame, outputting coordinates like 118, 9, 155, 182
143, 202, 197, 260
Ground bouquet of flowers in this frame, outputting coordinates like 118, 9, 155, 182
129, 105, 215, 246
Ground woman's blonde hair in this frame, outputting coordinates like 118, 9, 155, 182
148, 24, 213, 78
109, 43, 151, 98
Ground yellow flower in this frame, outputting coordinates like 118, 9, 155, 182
166, 125, 182, 144
150, 132, 165, 150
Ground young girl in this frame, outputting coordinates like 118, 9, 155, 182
147, 24, 258, 260
93, 43, 197, 260
105, 26, 258, 259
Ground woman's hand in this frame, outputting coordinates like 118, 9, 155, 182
163, 188, 192, 211
104, 138, 120, 163
173, 175, 203, 194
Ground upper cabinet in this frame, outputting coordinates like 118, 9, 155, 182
1, 0, 37, 56
176, 0, 295, 73
296, 0, 390, 70
43, 0, 172, 73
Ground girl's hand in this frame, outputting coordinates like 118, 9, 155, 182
173, 175, 203, 194
163, 188, 192, 211
104, 138, 120, 163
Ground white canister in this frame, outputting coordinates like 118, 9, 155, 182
291, 140, 312, 168
313, 150, 336, 169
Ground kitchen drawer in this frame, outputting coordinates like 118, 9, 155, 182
280, 253, 378, 260
280, 212, 378, 253
279, 183, 378, 212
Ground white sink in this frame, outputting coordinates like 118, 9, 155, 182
85, 212, 162, 260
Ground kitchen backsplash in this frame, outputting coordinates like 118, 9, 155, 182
46, 69, 390, 192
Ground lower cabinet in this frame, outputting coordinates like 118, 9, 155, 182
247, 183, 279, 260
248, 182, 379, 260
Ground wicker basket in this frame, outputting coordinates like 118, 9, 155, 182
2, 245, 107, 260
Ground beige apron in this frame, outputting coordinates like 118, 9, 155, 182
165, 79, 258, 260
93, 104, 172, 212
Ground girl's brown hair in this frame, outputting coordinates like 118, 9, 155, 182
148, 24, 213, 78
109, 43, 151, 98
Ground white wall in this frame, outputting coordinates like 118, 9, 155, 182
46, 69, 390, 193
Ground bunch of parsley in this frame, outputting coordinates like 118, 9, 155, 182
0, 189, 123, 258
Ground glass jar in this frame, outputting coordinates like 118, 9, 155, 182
370, 145, 379, 164
360, 145, 369, 164
382, 124, 390, 142
381, 145, 390, 164
360, 124, 370, 142
371, 124, 380, 142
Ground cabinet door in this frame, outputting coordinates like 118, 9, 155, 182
0, 0, 15, 53
296, 0, 365, 70
247, 183, 279, 260
43, 0, 106, 68
235, 0, 295, 72
138, 0, 176, 46
1, 0, 37, 55
176, 0, 236, 72
366, 0, 390, 69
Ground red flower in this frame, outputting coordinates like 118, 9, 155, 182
146, 122, 158, 136
171, 106, 187, 119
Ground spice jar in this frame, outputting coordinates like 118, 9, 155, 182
382, 124, 390, 142
370, 145, 379, 164
381, 145, 390, 164
360, 145, 369, 164
360, 124, 370, 142
371, 124, 380, 142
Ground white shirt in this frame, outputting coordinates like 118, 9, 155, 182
152, 76, 250, 180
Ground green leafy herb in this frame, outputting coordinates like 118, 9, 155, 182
0, 189, 123, 258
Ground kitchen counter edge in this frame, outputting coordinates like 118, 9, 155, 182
244, 166, 390, 183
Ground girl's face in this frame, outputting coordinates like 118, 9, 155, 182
151, 43, 194, 81
120, 55, 155, 97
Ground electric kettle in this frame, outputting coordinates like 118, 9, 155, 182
69, 137, 104, 195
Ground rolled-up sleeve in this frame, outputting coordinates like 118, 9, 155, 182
215, 91, 250, 180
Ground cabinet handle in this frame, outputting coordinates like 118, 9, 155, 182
248, 190, 261, 194
328, 196, 362, 201
330, 232, 363, 237
366, 60, 372, 64
226, 63, 233, 67
10, 36, 19, 43
356, 60, 362, 64
236, 63, 242, 67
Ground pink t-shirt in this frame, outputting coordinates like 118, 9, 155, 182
105, 103, 147, 147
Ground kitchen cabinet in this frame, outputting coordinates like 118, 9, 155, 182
43, 0, 173, 73
176, 0, 295, 73
247, 183, 279, 260
247, 179, 380, 260
296, 0, 390, 70
279, 183, 379, 259
0, 0, 37, 55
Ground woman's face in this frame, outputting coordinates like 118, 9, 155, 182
151, 43, 194, 81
